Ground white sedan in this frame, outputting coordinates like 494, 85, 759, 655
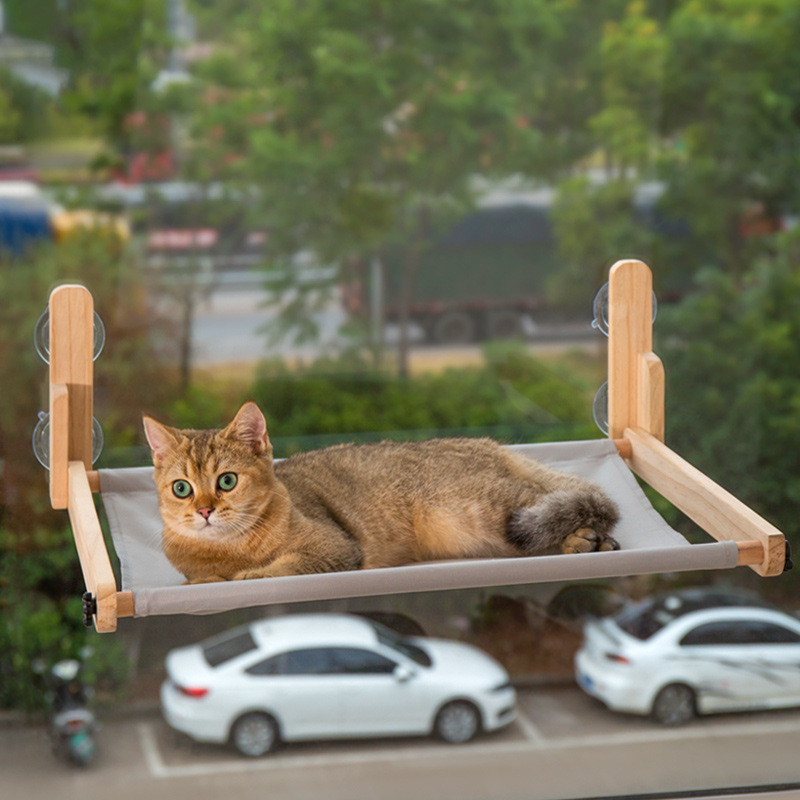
575, 589, 800, 725
161, 613, 516, 756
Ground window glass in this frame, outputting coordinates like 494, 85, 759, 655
202, 630, 258, 667
366, 620, 432, 667
615, 591, 774, 641
245, 653, 287, 676
282, 649, 335, 675
751, 623, 800, 644
247, 647, 398, 676
246, 648, 334, 675
681, 621, 800, 646
329, 648, 396, 674
7, 1, 800, 798
681, 622, 741, 646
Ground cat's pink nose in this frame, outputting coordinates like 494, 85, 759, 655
197, 507, 214, 520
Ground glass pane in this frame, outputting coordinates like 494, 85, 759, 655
7, 1, 800, 798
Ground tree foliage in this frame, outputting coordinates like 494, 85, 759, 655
659, 228, 800, 561
166, 342, 597, 457
0, 232, 175, 536
184, 0, 593, 367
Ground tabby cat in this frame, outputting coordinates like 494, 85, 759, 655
143, 402, 620, 584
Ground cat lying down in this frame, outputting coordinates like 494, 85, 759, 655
143, 402, 620, 584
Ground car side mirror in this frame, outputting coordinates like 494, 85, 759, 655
394, 664, 415, 683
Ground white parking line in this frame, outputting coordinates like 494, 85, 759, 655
137, 722, 529, 779
514, 709, 547, 744
138, 722, 169, 778
138, 716, 800, 780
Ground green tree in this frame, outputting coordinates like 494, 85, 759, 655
658, 0, 800, 279
55, 0, 169, 162
547, 176, 657, 310
185, 0, 579, 373
543, 0, 800, 301
546, 1, 668, 308
0, 231, 175, 536
0, 85, 21, 144
659, 228, 800, 566
0, 232, 171, 712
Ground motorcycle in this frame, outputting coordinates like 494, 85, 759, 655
33, 649, 97, 766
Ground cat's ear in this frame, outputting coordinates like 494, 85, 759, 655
224, 402, 271, 455
143, 416, 180, 467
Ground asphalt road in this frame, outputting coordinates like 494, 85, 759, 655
4, 686, 800, 800
189, 275, 596, 367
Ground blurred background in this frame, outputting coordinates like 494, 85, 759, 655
3, 1, 800, 797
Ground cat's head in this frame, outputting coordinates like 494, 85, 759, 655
143, 402, 276, 541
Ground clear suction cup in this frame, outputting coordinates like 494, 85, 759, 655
592, 381, 609, 436
591, 282, 658, 337
34, 309, 106, 363
32, 411, 104, 469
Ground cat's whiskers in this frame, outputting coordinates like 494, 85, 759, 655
225, 514, 271, 542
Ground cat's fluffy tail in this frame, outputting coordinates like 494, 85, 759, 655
506, 488, 619, 553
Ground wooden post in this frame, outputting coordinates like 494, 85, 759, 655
49, 286, 94, 509
606, 260, 784, 576
607, 260, 665, 442
47, 285, 121, 631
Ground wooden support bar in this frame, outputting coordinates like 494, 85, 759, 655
613, 438, 632, 460
624, 427, 785, 577
67, 461, 118, 632
736, 540, 765, 567
87, 470, 100, 493
116, 591, 135, 618
608, 260, 655, 439
639, 352, 665, 442
49, 286, 95, 508
49, 384, 69, 509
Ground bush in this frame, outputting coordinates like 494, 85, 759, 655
247, 342, 598, 456
0, 527, 131, 714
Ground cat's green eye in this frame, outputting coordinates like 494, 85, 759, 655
172, 480, 193, 499
217, 472, 238, 492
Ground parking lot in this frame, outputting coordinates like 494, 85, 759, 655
5, 685, 800, 800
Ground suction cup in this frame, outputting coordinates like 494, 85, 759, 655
591, 282, 658, 337
34, 309, 106, 364
32, 412, 104, 469
592, 381, 609, 436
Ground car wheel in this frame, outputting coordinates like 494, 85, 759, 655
434, 701, 481, 744
432, 312, 476, 344
652, 684, 696, 726
230, 712, 279, 757
486, 310, 524, 340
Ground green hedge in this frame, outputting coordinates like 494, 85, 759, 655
165, 342, 602, 457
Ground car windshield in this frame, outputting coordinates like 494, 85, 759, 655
366, 620, 432, 667
201, 629, 258, 667
614, 598, 669, 640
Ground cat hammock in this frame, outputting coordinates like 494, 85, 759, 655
39, 260, 788, 632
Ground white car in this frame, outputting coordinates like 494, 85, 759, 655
575, 589, 800, 725
161, 613, 516, 756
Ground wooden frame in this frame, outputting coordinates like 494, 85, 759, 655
43, 262, 786, 632
47, 285, 133, 632
606, 260, 786, 578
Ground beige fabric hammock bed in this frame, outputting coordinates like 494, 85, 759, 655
40, 260, 788, 632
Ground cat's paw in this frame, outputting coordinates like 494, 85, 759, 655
184, 575, 228, 584
561, 527, 620, 555
233, 567, 285, 581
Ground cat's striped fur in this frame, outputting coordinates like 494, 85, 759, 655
143, 402, 619, 584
